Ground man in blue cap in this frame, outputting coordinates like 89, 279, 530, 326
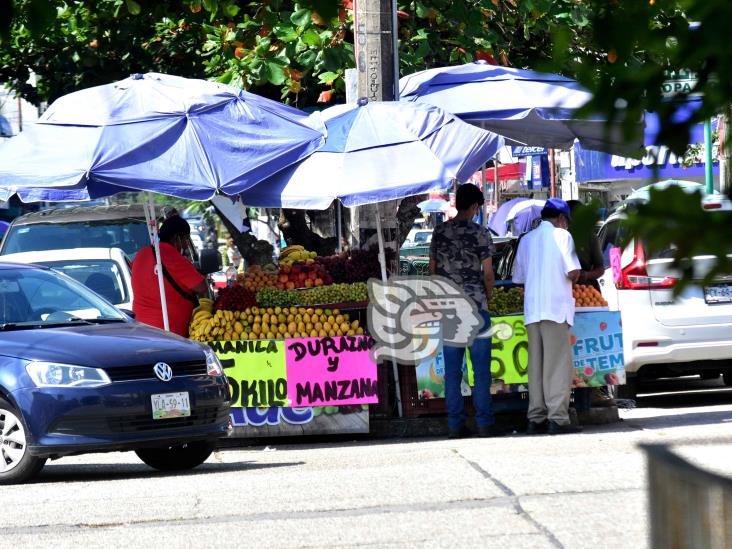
512, 198, 582, 435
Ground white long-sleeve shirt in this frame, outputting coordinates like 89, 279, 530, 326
512, 221, 581, 326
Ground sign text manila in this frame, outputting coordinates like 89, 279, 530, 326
211, 336, 379, 408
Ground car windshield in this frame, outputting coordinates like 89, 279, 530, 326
40, 260, 127, 305
414, 231, 432, 244
2, 221, 150, 258
0, 267, 126, 329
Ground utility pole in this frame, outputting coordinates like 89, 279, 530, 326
353, 0, 403, 418
354, 0, 398, 102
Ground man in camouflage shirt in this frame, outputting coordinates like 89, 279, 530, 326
429, 183, 501, 438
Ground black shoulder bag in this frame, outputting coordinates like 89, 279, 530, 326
150, 245, 200, 306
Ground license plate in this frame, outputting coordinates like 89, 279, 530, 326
151, 392, 191, 420
704, 284, 732, 304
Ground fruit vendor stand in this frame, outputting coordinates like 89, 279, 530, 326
410, 282, 625, 417
190, 244, 387, 437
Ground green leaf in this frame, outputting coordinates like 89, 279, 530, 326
125, 0, 141, 15
290, 9, 312, 27
25, 0, 56, 37
322, 47, 341, 71
223, 3, 240, 18
298, 49, 318, 68
302, 28, 322, 47
318, 71, 339, 83
267, 61, 286, 85
217, 70, 234, 84
203, 0, 218, 13
414, 40, 430, 58
274, 26, 299, 43
415, 1, 428, 18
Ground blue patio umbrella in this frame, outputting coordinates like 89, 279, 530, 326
488, 197, 527, 235
0, 73, 325, 201
417, 198, 449, 213
238, 100, 504, 209
399, 61, 643, 155
510, 204, 544, 235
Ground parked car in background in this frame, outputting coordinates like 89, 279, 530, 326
1, 248, 133, 310
0, 262, 231, 484
403, 229, 433, 248
597, 204, 732, 398
0, 205, 152, 259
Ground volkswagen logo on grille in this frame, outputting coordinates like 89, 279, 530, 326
153, 362, 173, 382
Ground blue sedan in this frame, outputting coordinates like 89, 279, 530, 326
0, 262, 231, 484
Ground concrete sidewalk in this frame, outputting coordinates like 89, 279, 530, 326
2, 397, 730, 548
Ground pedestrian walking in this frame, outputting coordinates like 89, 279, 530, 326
429, 183, 503, 438
512, 198, 582, 435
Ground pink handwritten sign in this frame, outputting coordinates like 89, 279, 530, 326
285, 336, 378, 406
609, 247, 622, 284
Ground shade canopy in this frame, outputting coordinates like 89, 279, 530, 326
399, 61, 643, 155
417, 198, 450, 213
0, 73, 325, 201
489, 198, 547, 236
510, 204, 544, 235
239, 100, 504, 209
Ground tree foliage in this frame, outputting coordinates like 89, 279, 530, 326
0, 0, 600, 108
559, 0, 732, 157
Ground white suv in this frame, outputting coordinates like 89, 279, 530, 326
597, 207, 732, 398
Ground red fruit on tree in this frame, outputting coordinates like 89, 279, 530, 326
235, 47, 246, 59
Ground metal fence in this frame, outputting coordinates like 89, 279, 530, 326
644, 443, 732, 548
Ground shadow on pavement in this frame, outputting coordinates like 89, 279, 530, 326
34, 459, 304, 484
636, 377, 732, 409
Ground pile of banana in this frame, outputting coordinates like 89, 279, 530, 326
189, 309, 245, 343
278, 245, 317, 266
188, 298, 215, 338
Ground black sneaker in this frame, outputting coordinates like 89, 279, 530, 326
477, 424, 506, 438
526, 420, 549, 435
447, 425, 474, 439
548, 421, 583, 435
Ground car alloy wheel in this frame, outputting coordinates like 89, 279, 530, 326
0, 399, 46, 484
0, 406, 27, 473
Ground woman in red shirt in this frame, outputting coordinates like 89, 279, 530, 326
132, 216, 208, 337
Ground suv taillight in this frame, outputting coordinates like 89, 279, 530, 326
618, 241, 678, 290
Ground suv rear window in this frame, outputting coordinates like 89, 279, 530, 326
2, 221, 150, 258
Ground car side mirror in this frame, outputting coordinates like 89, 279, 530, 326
198, 247, 222, 275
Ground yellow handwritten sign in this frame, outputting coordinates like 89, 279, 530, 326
210, 339, 287, 407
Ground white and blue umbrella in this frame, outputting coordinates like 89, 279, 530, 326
417, 198, 450, 213
239, 100, 504, 209
399, 61, 643, 155
0, 73, 325, 201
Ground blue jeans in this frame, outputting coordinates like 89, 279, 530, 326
442, 310, 494, 430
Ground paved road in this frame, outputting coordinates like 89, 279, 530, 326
3, 377, 731, 549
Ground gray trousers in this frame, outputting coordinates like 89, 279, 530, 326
526, 320, 574, 425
